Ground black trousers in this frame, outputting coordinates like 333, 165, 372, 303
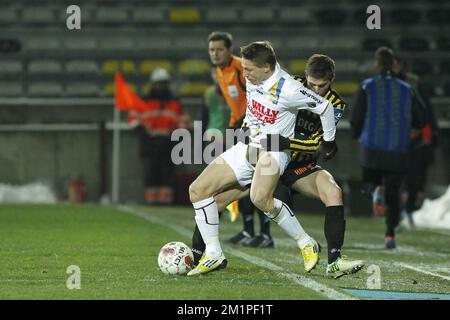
405, 145, 433, 213
141, 136, 174, 188
362, 168, 404, 237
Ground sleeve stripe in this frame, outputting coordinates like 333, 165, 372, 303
330, 88, 346, 107
290, 138, 320, 146
290, 145, 318, 152
329, 94, 336, 103
312, 129, 324, 138
289, 135, 322, 152
291, 134, 323, 144
290, 145, 319, 152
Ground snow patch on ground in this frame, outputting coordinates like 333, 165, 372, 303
0, 182, 56, 203
414, 185, 450, 230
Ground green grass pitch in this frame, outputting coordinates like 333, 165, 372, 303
0, 204, 449, 300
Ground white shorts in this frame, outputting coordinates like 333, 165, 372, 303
218, 142, 291, 187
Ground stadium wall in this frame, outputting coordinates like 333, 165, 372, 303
0, 102, 448, 215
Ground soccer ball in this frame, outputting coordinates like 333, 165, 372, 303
157, 241, 194, 275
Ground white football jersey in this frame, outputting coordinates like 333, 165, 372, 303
244, 64, 332, 147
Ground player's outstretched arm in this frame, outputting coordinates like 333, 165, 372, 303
286, 81, 336, 143
318, 102, 336, 143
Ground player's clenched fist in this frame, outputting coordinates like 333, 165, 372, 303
316, 140, 338, 162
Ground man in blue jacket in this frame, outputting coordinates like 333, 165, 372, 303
351, 47, 425, 249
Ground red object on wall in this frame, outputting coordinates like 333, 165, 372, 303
69, 177, 86, 203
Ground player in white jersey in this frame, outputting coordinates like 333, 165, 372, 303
243, 64, 335, 147
187, 41, 337, 276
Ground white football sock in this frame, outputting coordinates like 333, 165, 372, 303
193, 197, 222, 258
266, 198, 311, 246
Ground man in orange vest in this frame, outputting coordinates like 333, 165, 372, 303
208, 31, 247, 129
129, 68, 189, 205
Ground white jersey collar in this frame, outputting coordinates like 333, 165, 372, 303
260, 63, 282, 92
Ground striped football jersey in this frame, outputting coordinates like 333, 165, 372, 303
289, 76, 347, 164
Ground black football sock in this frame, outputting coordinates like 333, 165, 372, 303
258, 209, 271, 237
384, 182, 401, 238
243, 215, 254, 236
191, 223, 205, 265
239, 197, 255, 236
324, 205, 345, 264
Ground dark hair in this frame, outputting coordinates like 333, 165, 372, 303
208, 31, 233, 49
240, 41, 277, 70
305, 54, 335, 81
375, 46, 394, 70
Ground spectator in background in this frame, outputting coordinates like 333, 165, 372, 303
351, 47, 425, 249
129, 68, 190, 205
392, 56, 439, 228
208, 31, 246, 129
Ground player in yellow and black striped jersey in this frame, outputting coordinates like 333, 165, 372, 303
279, 75, 347, 184
265, 54, 364, 277
196, 54, 364, 278
285, 76, 347, 170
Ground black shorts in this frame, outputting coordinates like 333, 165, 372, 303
280, 161, 323, 187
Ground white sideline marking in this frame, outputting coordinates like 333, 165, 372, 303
396, 262, 450, 281
228, 250, 354, 300
349, 242, 450, 259
419, 228, 450, 237
249, 238, 450, 259
118, 206, 355, 300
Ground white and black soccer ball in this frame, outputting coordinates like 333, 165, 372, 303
158, 241, 194, 275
